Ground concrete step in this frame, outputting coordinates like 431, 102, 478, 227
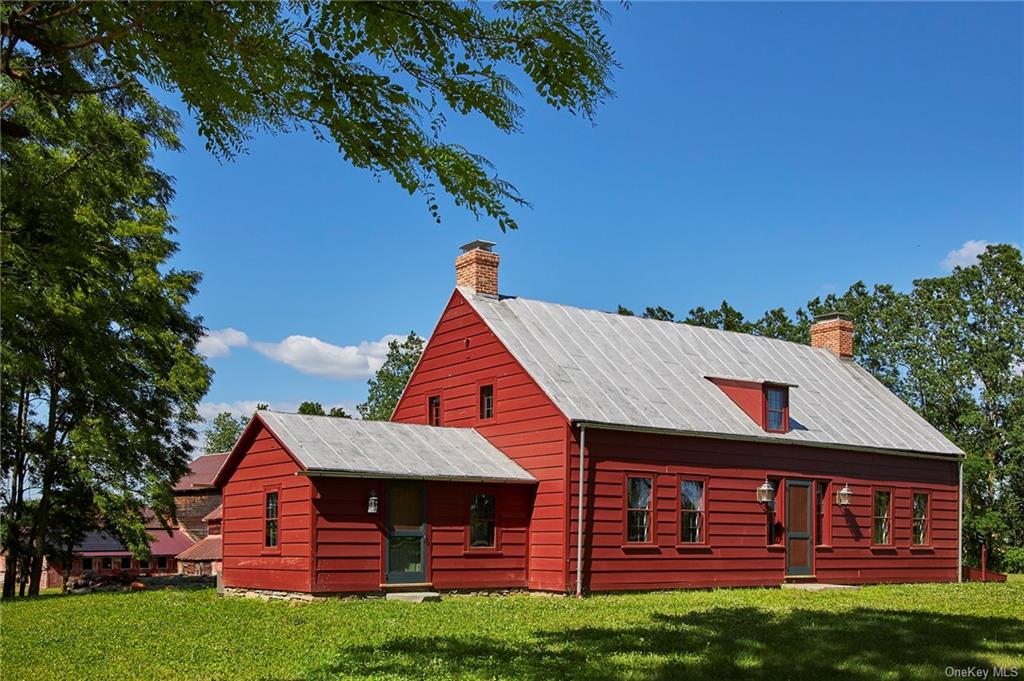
781, 582, 861, 591
385, 591, 441, 603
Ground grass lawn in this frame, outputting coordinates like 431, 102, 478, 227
2, 583, 1023, 680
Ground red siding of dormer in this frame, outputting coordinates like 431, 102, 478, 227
709, 378, 767, 429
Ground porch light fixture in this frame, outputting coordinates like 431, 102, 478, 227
835, 483, 853, 506
367, 490, 379, 514
756, 480, 776, 505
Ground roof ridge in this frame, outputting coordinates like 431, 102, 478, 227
465, 289, 824, 355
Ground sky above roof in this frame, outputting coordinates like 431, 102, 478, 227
154, 3, 1023, 429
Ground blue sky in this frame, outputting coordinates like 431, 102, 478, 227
154, 2, 1024, 425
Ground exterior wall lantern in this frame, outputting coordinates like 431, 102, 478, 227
367, 490, 379, 514
835, 483, 853, 506
756, 480, 776, 505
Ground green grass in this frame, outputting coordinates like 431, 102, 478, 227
2, 583, 1023, 680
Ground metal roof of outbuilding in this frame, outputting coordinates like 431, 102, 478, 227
460, 288, 962, 458
255, 411, 537, 482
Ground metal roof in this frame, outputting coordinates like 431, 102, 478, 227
256, 411, 537, 482
74, 529, 195, 557
174, 452, 229, 491
460, 289, 962, 457
176, 535, 222, 562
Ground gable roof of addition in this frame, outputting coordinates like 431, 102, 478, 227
459, 288, 961, 458
250, 411, 536, 483
173, 452, 230, 491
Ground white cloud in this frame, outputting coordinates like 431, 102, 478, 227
940, 240, 1015, 271
251, 334, 402, 380
197, 328, 249, 358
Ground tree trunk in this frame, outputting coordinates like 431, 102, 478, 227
2, 551, 17, 599
28, 377, 60, 597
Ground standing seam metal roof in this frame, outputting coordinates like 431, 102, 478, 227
256, 411, 536, 482
459, 288, 962, 457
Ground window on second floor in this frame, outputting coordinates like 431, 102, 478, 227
428, 395, 442, 427
764, 386, 789, 432
479, 384, 494, 420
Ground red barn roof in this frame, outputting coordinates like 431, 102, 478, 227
174, 452, 229, 491
202, 504, 223, 522
176, 534, 222, 562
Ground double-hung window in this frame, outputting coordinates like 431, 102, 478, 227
679, 479, 706, 544
912, 492, 930, 546
626, 476, 653, 543
264, 490, 279, 548
764, 386, 789, 432
469, 494, 496, 548
873, 490, 893, 545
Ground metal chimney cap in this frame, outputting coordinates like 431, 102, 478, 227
460, 240, 497, 254
813, 311, 851, 323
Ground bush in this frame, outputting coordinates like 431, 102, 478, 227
1001, 547, 1024, 573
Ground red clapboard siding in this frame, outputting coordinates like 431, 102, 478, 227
310, 477, 384, 593
221, 422, 313, 593
428, 482, 531, 590
568, 428, 959, 591
309, 478, 531, 593
392, 289, 571, 592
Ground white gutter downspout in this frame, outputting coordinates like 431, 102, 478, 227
576, 424, 587, 598
957, 459, 963, 583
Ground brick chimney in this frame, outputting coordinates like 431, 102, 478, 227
455, 240, 499, 296
810, 312, 854, 359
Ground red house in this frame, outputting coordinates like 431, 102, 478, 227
216, 241, 963, 597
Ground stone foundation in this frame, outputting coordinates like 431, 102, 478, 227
222, 586, 545, 602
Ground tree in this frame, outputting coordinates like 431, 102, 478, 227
1, 2, 617, 232
358, 333, 424, 421
203, 412, 247, 454
0, 85, 210, 597
297, 402, 351, 418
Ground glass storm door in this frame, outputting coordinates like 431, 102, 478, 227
785, 479, 813, 577
386, 482, 426, 583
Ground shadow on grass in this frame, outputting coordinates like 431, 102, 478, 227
306, 607, 1024, 680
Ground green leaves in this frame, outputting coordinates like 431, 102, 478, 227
1, 83, 211, 592
357, 332, 424, 421
2, 1, 618, 231
204, 413, 247, 454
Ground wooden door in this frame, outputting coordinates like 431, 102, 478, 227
785, 479, 813, 576
386, 482, 427, 584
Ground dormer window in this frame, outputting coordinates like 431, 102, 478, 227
764, 385, 788, 432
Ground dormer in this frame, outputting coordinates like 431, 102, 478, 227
706, 376, 795, 433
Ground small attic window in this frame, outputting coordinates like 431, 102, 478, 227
764, 385, 789, 433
